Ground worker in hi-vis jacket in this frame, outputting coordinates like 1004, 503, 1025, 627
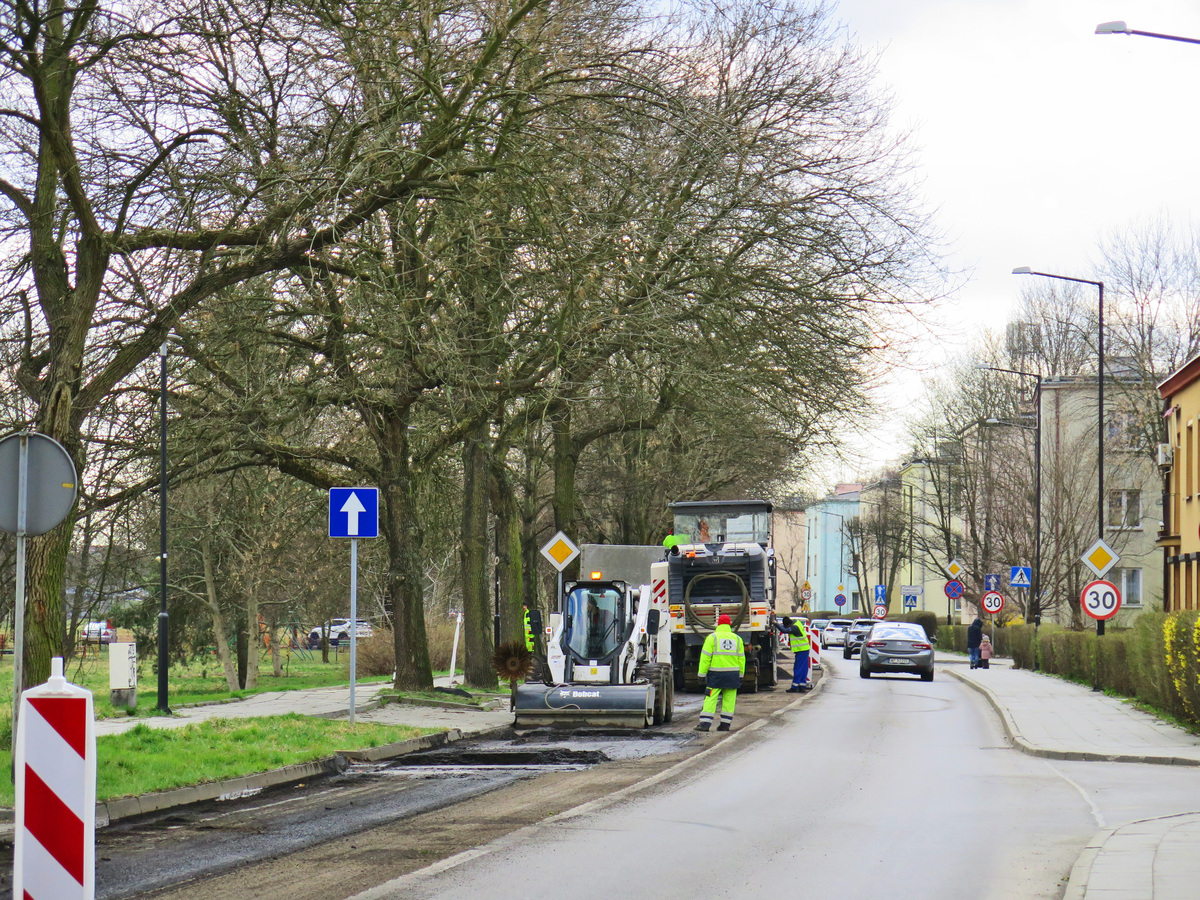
695, 614, 745, 733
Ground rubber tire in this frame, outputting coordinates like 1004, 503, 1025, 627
921, 669, 934, 682
860, 664, 871, 678
843, 647, 852, 660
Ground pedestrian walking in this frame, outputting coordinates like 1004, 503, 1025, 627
695, 613, 745, 733
980, 633, 993, 669
778, 616, 811, 692
967, 617, 984, 669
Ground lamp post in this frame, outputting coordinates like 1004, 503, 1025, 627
821, 510, 847, 610
1013, 267, 1107, 687
157, 341, 170, 714
1096, 21, 1200, 45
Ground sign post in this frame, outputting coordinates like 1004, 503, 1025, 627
0, 432, 79, 739
329, 488, 379, 725
15, 657, 95, 900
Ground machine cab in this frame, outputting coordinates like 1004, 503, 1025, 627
563, 581, 630, 682
669, 500, 772, 548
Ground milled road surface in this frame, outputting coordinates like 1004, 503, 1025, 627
359, 656, 1200, 900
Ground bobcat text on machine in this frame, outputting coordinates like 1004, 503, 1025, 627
512, 574, 674, 728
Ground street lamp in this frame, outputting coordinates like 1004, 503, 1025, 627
1095, 21, 1200, 45
820, 510, 847, 611
157, 341, 170, 713
1013, 267, 1107, 689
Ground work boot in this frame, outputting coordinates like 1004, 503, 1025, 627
786, 686, 801, 693
716, 722, 731, 732
694, 722, 710, 732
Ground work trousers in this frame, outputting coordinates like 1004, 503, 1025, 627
699, 686, 737, 729
792, 649, 810, 686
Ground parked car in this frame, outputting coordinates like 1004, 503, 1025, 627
859, 622, 935, 681
842, 618, 877, 658
822, 619, 852, 648
308, 618, 374, 648
83, 621, 115, 643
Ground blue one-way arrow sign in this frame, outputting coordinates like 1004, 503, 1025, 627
984, 573, 1001, 592
329, 487, 379, 538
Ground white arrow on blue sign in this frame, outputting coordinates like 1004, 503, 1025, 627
874, 584, 886, 603
1010, 566, 1031, 588
329, 488, 379, 538
984, 573, 1001, 592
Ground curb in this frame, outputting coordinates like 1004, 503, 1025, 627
944, 667, 1200, 767
346, 671, 827, 899
1061, 827, 1113, 900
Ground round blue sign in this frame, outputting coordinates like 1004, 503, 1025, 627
834, 594, 847, 606
944, 579, 965, 599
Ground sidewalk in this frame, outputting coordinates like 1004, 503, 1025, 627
94, 677, 511, 737
942, 653, 1200, 899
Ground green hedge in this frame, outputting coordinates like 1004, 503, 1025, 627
937, 613, 1200, 731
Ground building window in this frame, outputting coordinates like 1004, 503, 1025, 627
1113, 567, 1142, 607
1106, 490, 1142, 529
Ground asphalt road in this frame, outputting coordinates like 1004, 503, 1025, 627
364, 655, 1200, 900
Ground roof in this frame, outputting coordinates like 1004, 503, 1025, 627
1158, 351, 1200, 399
669, 499, 773, 513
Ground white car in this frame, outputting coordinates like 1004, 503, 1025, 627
309, 619, 374, 647
822, 619, 852, 648
83, 621, 115, 643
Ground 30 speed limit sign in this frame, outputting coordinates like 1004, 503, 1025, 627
1081, 579, 1122, 621
980, 590, 1004, 615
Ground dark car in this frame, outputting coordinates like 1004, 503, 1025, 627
859, 622, 935, 681
842, 618, 877, 659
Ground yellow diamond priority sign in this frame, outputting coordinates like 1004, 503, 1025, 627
540, 531, 580, 572
945, 558, 966, 580
1081, 538, 1119, 579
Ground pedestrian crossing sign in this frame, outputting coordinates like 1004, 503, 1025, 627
1010, 566, 1031, 588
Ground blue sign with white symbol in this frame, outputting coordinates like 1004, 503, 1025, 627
902, 593, 918, 609
834, 594, 847, 606
874, 584, 886, 603
1010, 566, 1031, 588
984, 573, 1001, 592
329, 488, 379, 538
945, 579, 965, 599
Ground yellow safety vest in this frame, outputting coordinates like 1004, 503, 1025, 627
524, 610, 535, 651
698, 624, 746, 677
789, 623, 810, 653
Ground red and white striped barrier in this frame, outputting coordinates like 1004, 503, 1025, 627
809, 626, 820, 670
15, 657, 96, 900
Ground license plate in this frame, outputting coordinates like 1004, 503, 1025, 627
888, 658, 914, 665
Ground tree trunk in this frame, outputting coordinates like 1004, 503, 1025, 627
461, 428, 497, 688
382, 417, 434, 690
550, 405, 581, 582
269, 616, 283, 677
244, 577, 260, 690
490, 462, 525, 642
201, 538, 239, 691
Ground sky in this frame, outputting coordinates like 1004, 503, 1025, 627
812, 0, 1200, 488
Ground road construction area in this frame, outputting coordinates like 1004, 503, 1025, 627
42, 675, 813, 900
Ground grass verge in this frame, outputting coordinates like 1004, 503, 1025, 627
0, 714, 441, 808
0, 652, 392, 726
